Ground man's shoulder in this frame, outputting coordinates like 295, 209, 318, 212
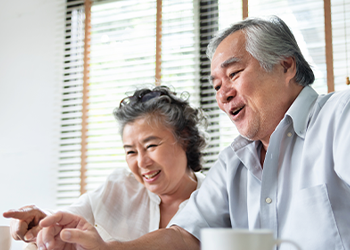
306, 88, 350, 132
315, 88, 350, 113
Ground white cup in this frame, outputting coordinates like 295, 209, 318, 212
0, 225, 12, 250
201, 228, 301, 250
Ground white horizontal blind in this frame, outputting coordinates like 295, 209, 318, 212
58, 0, 86, 206
332, 0, 350, 92
85, 0, 157, 192
161, 0, 200, 107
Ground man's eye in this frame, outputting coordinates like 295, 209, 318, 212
229, 72, 236, 79
214, 85, 221, 91
126, 150, 135, 155
230, 70, 242, 79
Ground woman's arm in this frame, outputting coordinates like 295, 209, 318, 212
3, 205, 48, 243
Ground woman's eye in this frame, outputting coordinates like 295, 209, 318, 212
147, 144, 157, 149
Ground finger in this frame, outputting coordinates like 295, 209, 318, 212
36, 230, 47, 250
10, 219, 31, 241
40, 211, 80, 228
24, 225, 42, 242
60, 228, 88, 245
3, 209, 34, 220
40, 224, 66, 250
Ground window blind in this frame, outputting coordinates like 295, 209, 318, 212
332, 0, 350, 91
162, 0, 200, 106
85, 0, 158, 193
58, 0, 200, 206
58, 0, 86, 206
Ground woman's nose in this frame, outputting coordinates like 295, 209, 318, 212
137, 152, 152, 168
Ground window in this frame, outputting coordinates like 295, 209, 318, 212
59, 0, 350, 207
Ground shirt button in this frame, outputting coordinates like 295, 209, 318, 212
287, 132, 292, 137
265, 197, 272, 204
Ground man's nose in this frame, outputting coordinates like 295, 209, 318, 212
218, 83, 236, 103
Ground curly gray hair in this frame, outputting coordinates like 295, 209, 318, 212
114, 85, 207, 172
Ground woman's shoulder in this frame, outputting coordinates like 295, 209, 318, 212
107, 167, 134, 180
194, 172, 206, 189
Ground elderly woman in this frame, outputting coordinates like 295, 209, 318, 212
3, 85, 207, 248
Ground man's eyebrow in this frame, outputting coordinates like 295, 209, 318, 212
221, 57, 240, 68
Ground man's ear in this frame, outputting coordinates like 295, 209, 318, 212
281, 57, 296, 82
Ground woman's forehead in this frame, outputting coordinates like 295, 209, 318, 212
123, 116, 173, 138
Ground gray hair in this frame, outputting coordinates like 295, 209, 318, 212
206, 15, 315, 86
113, 85, 207, 172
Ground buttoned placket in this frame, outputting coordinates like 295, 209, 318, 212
260, 118, 291, 242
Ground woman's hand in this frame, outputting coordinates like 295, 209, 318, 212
3, 205, 48, 243
37, 211, 108, 250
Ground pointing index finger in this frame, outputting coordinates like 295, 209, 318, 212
3, 209, 33, 220
40, 211, 80, 228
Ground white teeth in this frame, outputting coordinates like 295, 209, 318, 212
232, 106, 244, 115
144, 171, 160, 179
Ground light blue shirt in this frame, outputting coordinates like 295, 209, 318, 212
171, 86, 350, 250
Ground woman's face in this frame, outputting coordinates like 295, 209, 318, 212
122, 117, 191, 196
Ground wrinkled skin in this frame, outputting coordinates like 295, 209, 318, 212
3, 205, 48, 243
36, 211, 106, 250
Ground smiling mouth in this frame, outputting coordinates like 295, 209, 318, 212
143, 170, 161, 179
231, 106, 245, 116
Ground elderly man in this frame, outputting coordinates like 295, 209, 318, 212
26, 16, 350, 250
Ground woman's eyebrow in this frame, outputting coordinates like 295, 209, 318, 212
123, 136, 160, 148
142, 136, 160, 144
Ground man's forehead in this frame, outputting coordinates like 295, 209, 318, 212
211, 31, 245, 64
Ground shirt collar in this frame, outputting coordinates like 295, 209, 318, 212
285, 86, 318, 139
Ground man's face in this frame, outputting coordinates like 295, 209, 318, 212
210, 30, 295, 144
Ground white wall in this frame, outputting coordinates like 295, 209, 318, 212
0, 0, 65, 249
